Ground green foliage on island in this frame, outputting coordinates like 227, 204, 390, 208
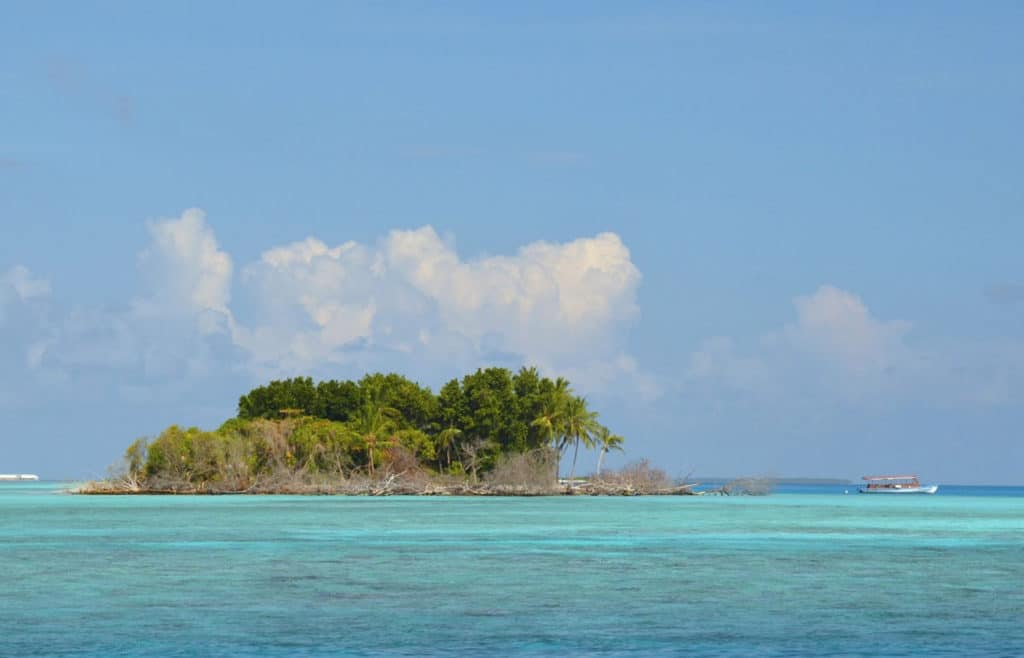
110, 367, 630, 493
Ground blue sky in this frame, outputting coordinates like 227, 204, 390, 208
2, 2, 1022, 483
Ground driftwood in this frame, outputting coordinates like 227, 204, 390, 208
74, 474, 699, 497
567, 481, 699, 496
76, 464, 771, 498
698, 477, 776, 496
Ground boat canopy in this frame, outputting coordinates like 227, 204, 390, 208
862, 475, 919, 481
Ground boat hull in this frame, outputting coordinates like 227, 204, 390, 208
859, 485, 938, 494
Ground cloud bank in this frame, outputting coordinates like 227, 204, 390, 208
7, 209, 1020, 418
11, 209, 647, 402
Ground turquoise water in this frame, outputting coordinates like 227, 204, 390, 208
1, 484, 1022, 656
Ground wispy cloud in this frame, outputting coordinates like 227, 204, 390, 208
1, 265, 51, 303
45, 56, 136, 127
1, 265, 55, 405
686, 285, 1023, 408
985, 283, 1024, 305
787, 285, 911, 375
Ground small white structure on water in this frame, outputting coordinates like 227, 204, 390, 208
0, 474, 39, 481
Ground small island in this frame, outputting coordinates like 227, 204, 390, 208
82, 367, 710, 496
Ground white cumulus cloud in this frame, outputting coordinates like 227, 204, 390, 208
17, 210, 237, 395
787, 285, 911, 375
684, 284, 1024, 407
233, 237, 379, 371
233, 225, 645, 389
384, 226, 640, 359
3, 211, 651, 403
137, 208, 233, 334
686, 284, 918, 404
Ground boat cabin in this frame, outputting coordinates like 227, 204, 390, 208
861, 475, 920, 490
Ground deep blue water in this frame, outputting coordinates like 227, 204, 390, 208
1, 483, 1022, 656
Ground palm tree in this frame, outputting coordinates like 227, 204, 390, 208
594, 426, 625, 476
436, 425, 462, 471
532, 377, 573, 482
347, 399, 399, 477
562, 396, 601, 484
531, 405, 562, 449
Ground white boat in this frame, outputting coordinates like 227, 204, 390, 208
859, 475, 937, 494
0, 474, 39, 481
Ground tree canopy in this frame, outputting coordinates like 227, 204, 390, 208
120, 367, 624, 491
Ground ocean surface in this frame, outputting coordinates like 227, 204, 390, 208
1, 483, 1021, 657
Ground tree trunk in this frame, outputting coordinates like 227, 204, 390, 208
568, 439, 580, 483
551, 440, 563, 484
596, 447, 607, 476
